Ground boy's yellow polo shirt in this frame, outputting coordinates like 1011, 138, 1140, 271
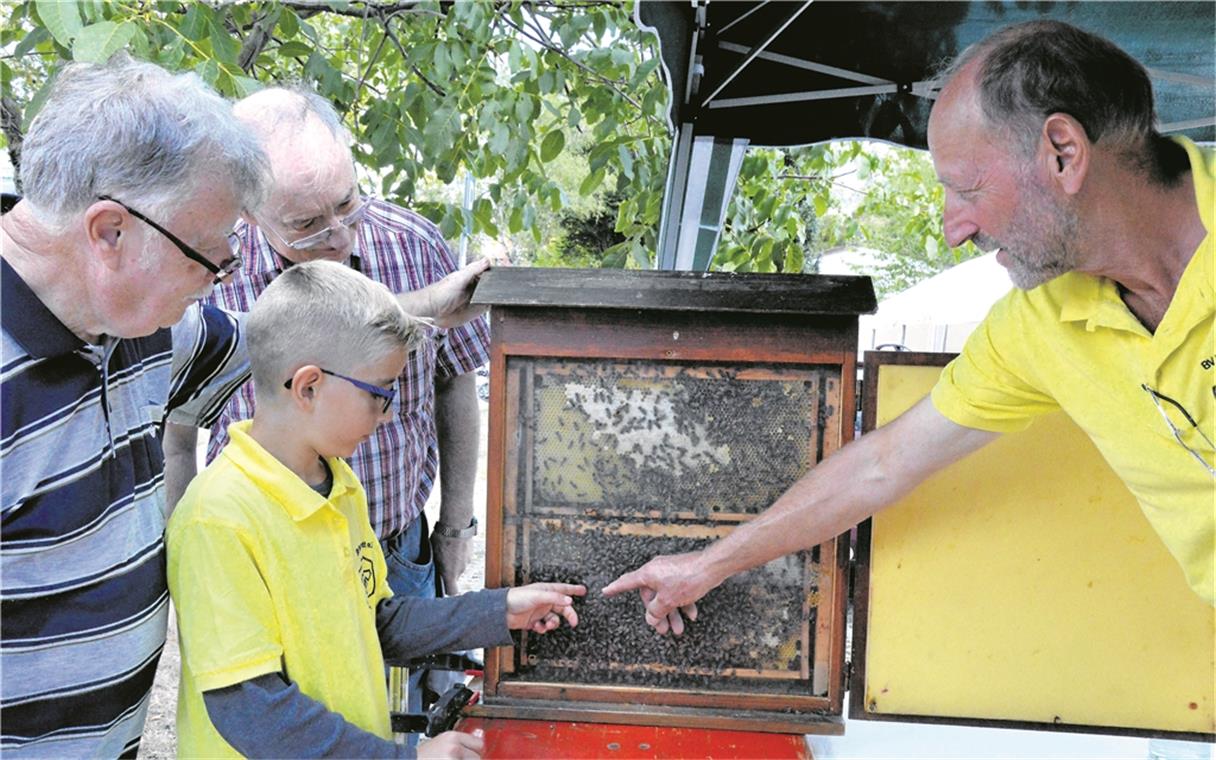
933, 137, 1215, 604
167, 421, 394, 758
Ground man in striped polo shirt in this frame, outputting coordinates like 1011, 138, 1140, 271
0, 57, 270, 757
162, 86, 491, 731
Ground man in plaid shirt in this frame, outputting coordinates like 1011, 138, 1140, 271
162, 86, 490, 729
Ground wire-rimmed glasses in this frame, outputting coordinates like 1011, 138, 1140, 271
1141, 383, 1215, 476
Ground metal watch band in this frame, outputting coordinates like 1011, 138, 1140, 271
433, 516, 477, 539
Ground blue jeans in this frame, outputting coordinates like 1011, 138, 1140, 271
380, 514, 436, 746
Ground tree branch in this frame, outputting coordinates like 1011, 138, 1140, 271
279, 0, 442, 20
500, 13, 643, 112
238, 10, 278, 74
2, 95, 23, 190
379, 19, 447, 98
353, 26, 391, 105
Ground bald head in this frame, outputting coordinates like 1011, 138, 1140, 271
235, 87, 362, 262
234, 87, 350, 145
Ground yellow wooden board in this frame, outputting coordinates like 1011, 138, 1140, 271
865, 363, 1215, 735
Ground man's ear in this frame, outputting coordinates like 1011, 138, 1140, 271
1041, 113, 1089, 196
287, 365, 324, 409
84, 199, 130, 272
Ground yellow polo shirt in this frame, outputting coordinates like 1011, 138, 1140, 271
167, 421, 394, 758
933, 137, 1215, 605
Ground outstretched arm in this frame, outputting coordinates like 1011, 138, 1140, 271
377, 583, 586, 663
603, 396, 998, 633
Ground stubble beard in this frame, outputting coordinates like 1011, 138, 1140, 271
984, 175, 1081, 291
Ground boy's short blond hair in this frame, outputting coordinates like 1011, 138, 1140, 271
247, 260, 426, 401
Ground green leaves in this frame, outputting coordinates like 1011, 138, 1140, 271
540, 130, 565, 162
7, 0, 677, 271
35, 0, 83, 48
72, 21, 137, 63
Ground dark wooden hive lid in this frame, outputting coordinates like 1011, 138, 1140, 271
471, 268, 877, 315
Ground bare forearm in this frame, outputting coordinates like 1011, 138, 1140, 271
162, 422, 201, 519
435, 372, 479, 528
395, 287, 434, 319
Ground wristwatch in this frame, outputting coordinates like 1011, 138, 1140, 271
433, 516, 478, 539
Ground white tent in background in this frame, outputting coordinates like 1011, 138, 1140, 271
820, 248, 1012, 354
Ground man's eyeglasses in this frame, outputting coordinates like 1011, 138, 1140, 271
285, 368, 396, 414
279, 197, 368, 251
1142, 384, 1215, 476
99, 195, 242, 285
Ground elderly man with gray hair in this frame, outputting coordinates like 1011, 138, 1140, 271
163, 85, 494, 740
1, 60, 492, 757
0, 56, 269, 757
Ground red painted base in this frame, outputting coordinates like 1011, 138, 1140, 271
456, 717, 813, 759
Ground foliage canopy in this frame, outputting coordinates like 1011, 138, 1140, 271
2, 0, 978, 292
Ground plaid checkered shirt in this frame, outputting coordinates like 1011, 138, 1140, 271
201, 199, 490, 540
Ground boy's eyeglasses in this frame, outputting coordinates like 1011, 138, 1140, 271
277, 197, 368, 251
98, 195, 242, 285
285, 368, 396, 414
1142, 384, 1215, 477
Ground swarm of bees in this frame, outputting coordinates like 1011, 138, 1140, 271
502, 357, 833, 693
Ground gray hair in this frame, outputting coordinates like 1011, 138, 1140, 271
19, 55, 269, 227
233, 84, 352, 147
246, 260, 427, 398
939, 21, 1179, 182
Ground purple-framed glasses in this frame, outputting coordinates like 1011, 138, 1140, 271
285, 368, 396, 413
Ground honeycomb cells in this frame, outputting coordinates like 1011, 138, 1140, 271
501, 358, 839, 695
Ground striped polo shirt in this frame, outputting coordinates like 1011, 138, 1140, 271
1, 257, 249, 757
194, 198, 490, 541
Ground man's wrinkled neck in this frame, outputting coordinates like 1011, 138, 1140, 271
1, 204, 105, 344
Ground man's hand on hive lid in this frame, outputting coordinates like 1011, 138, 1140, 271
410, 251, 510, 329
601, 552, 703, 636
506, 582, 586, 633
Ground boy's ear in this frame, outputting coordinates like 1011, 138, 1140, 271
287, 365, 324, 408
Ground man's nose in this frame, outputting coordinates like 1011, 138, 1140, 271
941, 197, 978, 249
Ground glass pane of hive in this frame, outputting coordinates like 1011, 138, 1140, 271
500, 357, 838, 696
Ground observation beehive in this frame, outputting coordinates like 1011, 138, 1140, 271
469, 268, 876, 734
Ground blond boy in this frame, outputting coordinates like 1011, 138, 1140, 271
168, 261, 583, 759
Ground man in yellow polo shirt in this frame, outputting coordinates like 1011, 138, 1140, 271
604, 19, 1214, 631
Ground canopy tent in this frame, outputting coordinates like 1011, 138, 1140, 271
635, 1, 1216, 270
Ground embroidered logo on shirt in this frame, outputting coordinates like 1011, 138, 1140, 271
356, 541, 378, 600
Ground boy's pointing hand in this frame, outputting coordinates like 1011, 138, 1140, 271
506, 583, 586, 633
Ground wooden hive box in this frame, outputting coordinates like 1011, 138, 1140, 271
468, 268, 876, 734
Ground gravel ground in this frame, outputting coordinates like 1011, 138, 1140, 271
137, 402, 491, 758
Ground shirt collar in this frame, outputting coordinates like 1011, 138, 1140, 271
221, 420, 359, 521
1056, 137, 1212, 335
1, 255, 87, 358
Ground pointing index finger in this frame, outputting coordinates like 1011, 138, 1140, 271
601, 569, 646, 597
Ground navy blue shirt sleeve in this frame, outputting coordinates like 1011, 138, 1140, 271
203, 673, 413, 759
376, 588, 512, 664
166, 303, 250, 428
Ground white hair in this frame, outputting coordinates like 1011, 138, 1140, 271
233, 84, 353, 147
246, 260, 428, 398
19, 55, 270, 228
